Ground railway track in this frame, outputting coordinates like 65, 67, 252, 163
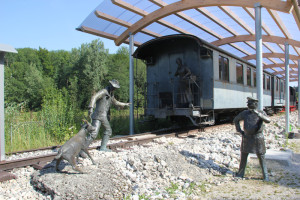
0, 126, 203, 181
0, 122, 232, 182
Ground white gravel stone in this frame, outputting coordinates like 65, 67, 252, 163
1, 112, 299, 199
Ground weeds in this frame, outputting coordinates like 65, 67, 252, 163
166, 182, 179, 196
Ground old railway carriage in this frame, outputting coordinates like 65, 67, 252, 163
133, 34, 285, 126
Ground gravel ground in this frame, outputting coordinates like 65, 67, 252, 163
0, 111, 300, 200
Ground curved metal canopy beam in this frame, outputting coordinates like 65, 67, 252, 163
113, 0, 293, 45
212, 35, 300, 47
243, 53, 300, 61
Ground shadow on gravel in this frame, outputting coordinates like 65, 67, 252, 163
243, 153, 300, 189
179, 150, 234, 175
37, 160, 84, 175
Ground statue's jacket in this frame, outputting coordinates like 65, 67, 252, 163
88, 88, 127, 120
234, 110, 268, 154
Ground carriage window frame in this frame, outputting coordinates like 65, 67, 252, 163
236, 62, 243, 84
263, 74, 266, 90
253, 69, 256, 87
266, 75, 270, 90
247, 67, 251, 86
219, 55, 229, 82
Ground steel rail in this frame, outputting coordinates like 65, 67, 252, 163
0, 127, 200, 172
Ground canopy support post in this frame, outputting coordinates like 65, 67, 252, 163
285, 42, 290, 134
298, 59, 300, 126
255, 3, 263, 111
129, 32, 134, 135
0, 52, 5, 161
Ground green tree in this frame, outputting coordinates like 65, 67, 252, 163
49, 50, 73, 89
106, 46, 130, 102
38, 47, 54, 77
71, 39, 109, 108
24, 64, 55, 109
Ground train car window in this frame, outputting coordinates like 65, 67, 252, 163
263, 74, 266, 89
200, 47, 211, 58
276, 78, 279, 91
247, 67, 251, 86
253, 70, 256, 87
219, 55, 229, 82
236, 62, 243, 84
267, 75, 270, 90
145, 56, 155, 65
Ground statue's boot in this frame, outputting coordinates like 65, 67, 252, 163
235, 152, 248, 178
99, 135, 112, 152
258, 154, 269, 181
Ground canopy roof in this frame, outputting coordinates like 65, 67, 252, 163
77, 0, 300, 82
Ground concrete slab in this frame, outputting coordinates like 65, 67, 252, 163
249, 149, 294, 166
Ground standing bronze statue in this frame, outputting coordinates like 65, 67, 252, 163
85, 80, 130, 151
174, 58, 193, 107
233, 97, 271, 181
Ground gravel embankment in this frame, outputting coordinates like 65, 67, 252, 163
1, 112, 300, 199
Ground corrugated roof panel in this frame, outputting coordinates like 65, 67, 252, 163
265, 68, 274, 73
96, 0, 127, 18
263, 58, 273, 64
248, 59, 256, 65
145, 22, 179, 35
80, 14, 112, 32
205, 7, 249, 35
271, 58, 284, 64
182, 9, 233, 38
274, 67, 283, 71
163, 0, 180, 4
261, 8, 286, 38
262, 44, 272, 53
219, 44, 248, 57
159, 27, 180, 35
277, 11, 299, 41
289, 45, 298, 56
263, 42, 284, 53
78, 0, 300, 81
227, 7, 255, 31
133, 32, 155, 44
113, 25, 130, 36
188, 27, 218, 42
125, 0, 160, 13
234, 42, 256, 54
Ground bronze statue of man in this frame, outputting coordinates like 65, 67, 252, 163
85, 79, 130, 151
174, 58, 193, 107
233, 97, 271, 181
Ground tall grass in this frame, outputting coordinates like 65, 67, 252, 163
5, 103, 58, 153
5, 99, 173, 153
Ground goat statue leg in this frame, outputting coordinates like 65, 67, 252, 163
70, 155, 84, 174
83, 148, 96, 165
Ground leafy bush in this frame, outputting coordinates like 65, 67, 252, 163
40, 87, 82, 142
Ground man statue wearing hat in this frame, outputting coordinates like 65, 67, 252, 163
233, 97, 271, 181
85, 80, 130, 151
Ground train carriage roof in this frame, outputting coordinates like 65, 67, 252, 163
77, 0, 300, 82
133, 34, 276, 76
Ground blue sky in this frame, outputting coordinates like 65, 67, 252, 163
0, 0, 123, 53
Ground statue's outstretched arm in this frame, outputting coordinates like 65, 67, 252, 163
112, 97, 130, 108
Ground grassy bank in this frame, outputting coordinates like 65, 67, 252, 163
4, 104, 172, 153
